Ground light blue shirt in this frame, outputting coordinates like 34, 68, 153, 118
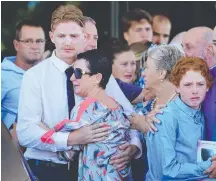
1, 56, 25, 129
146, 96, 212, 181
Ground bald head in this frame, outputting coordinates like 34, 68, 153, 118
213, 26, 216, 40
170, 31, 186, 45
212, 26, 216, 61
183, 26, 214, 67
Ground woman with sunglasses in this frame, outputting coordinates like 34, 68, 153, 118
41, 49, 133, 181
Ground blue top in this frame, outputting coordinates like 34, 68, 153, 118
1, 56, 25, 129
146, 96, 212, 181
134, 68, 145, 88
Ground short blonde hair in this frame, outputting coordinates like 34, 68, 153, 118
51, 4, 84, 31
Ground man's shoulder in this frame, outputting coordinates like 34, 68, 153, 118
210, 65, 216, 79
1, 57, 23, 83
1, 56, 20, 73
26, 57, 53, 75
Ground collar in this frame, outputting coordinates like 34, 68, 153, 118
174, 96, 202, 123
51, 50, 73, 73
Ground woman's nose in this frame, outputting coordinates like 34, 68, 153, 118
70, 74, 75, 81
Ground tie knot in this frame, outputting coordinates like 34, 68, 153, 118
65, 66, 74, 79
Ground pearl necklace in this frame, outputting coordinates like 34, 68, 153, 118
150, 92, 177, 111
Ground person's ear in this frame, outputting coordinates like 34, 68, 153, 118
49, 31, 54, 44
94, 73, 103, 85
123, 32, 129, 42
204, 45, 214, 59
159, 69, 167, 81
13, 39, 19, 52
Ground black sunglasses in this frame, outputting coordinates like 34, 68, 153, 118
73, 68, 92, 79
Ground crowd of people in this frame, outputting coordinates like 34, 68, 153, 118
1, 3, 216, 181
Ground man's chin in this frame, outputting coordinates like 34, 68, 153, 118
26, 58, 40, 65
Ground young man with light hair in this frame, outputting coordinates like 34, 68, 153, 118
16, 5, 103, 181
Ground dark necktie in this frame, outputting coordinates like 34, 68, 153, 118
65, 66, 75, 118
65, 66, 79, 181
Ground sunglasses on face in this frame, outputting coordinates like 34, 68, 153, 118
73, 68, 92, 79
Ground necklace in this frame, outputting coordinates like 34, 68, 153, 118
150, 92, 177, 111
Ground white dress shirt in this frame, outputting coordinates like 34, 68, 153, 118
17, 51, 142, 164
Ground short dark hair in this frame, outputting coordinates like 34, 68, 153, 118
15, 19, 44, 40
102, 38, 131, 64
121, 8, 152, 33
76, 50, 112, 89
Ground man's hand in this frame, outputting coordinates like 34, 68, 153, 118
67, 122, 110, 146
146, 104, 165, 133
203, 156, 216, 178
110, 143, 137, 171
128, 113, 149, 134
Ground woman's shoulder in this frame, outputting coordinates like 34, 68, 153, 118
155, 99, 180, 124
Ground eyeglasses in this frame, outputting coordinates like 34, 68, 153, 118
73, 68, 92, 79
17, 39, 46, 46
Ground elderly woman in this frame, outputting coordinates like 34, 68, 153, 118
146, 57, 214, 180
130, 45, 183, 133
41, 50, 133, 181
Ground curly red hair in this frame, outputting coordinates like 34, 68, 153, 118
170, 57, 213, 88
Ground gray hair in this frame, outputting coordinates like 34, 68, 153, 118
147, 45, 184, 79
83, 16, 96, 25
204, 31, 213, 43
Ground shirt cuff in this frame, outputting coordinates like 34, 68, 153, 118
129, 131, 142, 159
52, 132, 72, 151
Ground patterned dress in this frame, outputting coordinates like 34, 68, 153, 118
62, 97, 131, 181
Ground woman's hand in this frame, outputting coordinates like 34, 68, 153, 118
110, 143, 137, 171
146, 104, 166, 133
128, 113, 149, 134
67, 122, 110, 146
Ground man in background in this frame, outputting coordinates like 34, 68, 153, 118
121, 8, 153, 45
83, 16, 98, 51
1, 19, 45, 130
152, 14, 172, 44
